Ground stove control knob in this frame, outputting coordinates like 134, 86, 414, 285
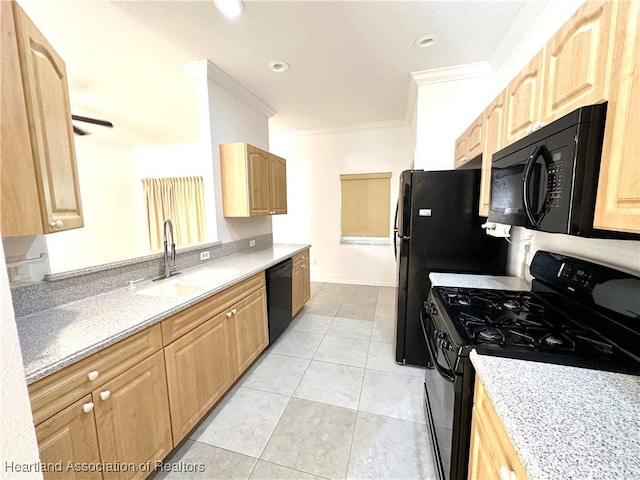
427, 303, 437, 316
441, 338, 452, 351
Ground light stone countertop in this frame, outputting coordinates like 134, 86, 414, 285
16, 244, 310, 384
470, 351, 640, 480
429, 272, 529, 291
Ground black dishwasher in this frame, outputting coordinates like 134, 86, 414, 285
265, 259, 293, 343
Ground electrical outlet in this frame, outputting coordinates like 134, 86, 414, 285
249, 240, 256, 247
312, 258, 317, 266
200, 251, 210, 261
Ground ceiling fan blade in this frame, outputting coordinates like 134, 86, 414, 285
71, 114, 114, 128
73, 125, 88, 136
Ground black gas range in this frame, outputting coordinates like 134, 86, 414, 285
421, 251, 640, 480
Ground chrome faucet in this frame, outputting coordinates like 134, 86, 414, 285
163, 219, 178, 278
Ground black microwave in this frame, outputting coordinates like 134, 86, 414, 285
487, 102, 630, 238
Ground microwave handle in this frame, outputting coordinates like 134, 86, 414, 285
523, 145, 549, 227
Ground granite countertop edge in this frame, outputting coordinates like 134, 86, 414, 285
19, 244, 310, 384
470, 350, 640, 480
429, 272, 530, 290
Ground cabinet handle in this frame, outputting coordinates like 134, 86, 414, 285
226, 311, 233, 318
533, 120, 543, 131
500, 466, 511, 480
99, 390, 111, 401
231, 308, 237, 314
87, 370, 100, 381
82, 402, 94, 413
49, 220, 64, 229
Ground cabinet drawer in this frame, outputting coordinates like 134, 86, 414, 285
29, 324, 162, 425
292, 249, 310, 267
161, 272, 265, 345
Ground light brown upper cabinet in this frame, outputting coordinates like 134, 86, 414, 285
594, 1, 640, 234
479, 92, 506, 217
1, 1, 83, 237
541, 1, 614, 125
454, 113, 483, 169
505, 51, 544, 145
220, 142, 288, 217
454, 135, 469, 169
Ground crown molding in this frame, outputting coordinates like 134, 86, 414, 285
488, 0, 550, 71
411, 62, 491, 86
183, 59, 276, 119
278, 119, 409, 137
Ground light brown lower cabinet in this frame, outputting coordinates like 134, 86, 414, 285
35, 395, 102, 480
93, 351, 172, 480
229, 288, 268, 377
34, 352, 172, 480
468, 377, 528, 480
30, 271, 272, 480
164, 311, 235, 445
292, 249, 311, 317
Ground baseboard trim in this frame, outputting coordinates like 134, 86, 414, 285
312, 277, 396, 288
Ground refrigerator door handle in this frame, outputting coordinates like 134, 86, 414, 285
394, 233, 398, 258
394, 200, 399, 230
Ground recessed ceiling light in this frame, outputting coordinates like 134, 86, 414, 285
268, 60, 290, 73
214, 0, 244, 18
414, 34, 436, 48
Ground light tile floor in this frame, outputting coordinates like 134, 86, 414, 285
157, 283, 437, 480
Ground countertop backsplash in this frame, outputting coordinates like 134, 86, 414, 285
10, 233, 273, 318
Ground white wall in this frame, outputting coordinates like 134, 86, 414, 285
507, 227, 640, 281
271, 122, 413, 286
414, 73, 495, 171
45, 139, 143, 272
197, 68, 273, 244
0, 236, 43, 479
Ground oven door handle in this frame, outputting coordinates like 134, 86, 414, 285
420, 310, 456, 383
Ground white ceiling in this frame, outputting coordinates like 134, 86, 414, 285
18, 0, 536, 145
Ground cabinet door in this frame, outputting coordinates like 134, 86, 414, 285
247, 146, 271, 216
541, 1, 614, 124
269, 154, 288, 214
469, 378, 529, 480
505, 51, 543, 145
13, 3, 83, 233
292, 264, 304, 317
1, 1, 42, 236
229, 287, 268, 377
35, 395, 102, 480
93, 351, 172, 480
479, 92, 506, 216
454, 135, 468, 169
467, 114, 483, 161
164, 312, 235, 445
468, 407, 504, 480
594, 1, 640, 234
301, 260, 311, 305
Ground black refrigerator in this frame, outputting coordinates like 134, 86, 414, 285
394, 169, 508, 366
